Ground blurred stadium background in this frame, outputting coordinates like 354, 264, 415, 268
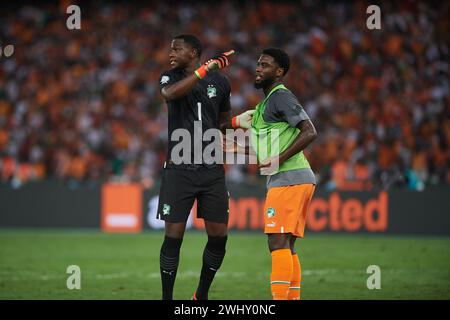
0, 0, 449, 299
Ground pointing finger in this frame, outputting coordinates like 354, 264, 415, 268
223, 50, 235, 57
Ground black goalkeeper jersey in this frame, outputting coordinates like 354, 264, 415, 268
159, 68, 231, 167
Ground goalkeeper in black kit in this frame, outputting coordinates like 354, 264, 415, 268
156, 34, 252, 300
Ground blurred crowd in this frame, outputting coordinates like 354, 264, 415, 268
0, 0, 448, 190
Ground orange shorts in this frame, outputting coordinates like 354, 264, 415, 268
263, 184, 315, 238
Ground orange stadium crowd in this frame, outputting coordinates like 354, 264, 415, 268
0, 0, 448, 191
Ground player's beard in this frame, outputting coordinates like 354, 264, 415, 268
254, 78, 273, 89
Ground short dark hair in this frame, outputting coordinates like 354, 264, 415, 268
262, 48, 290, 76
174, 34, 202, 58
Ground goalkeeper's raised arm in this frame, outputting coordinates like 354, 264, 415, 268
160, 40, 234, 101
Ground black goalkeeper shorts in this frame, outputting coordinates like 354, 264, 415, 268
156, 164, 229, 224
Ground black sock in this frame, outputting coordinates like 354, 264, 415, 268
160, 236, 183, 300
196, 235, 227, 300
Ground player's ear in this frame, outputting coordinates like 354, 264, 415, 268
191, 48, 198, 59
276, 67, 284, 78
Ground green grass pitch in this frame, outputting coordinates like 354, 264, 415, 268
0, 230, 449, 300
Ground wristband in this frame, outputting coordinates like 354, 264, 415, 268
231, 116, 239, 129
194, 65, 208, 79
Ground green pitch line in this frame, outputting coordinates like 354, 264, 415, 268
0, 230, 449, 300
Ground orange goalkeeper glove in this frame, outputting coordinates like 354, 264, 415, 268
195, 50, 235, 79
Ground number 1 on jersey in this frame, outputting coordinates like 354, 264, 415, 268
197, 102, 202, 121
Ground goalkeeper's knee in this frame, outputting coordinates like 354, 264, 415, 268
203, 235, 227, 270
160, 236, 183, 271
